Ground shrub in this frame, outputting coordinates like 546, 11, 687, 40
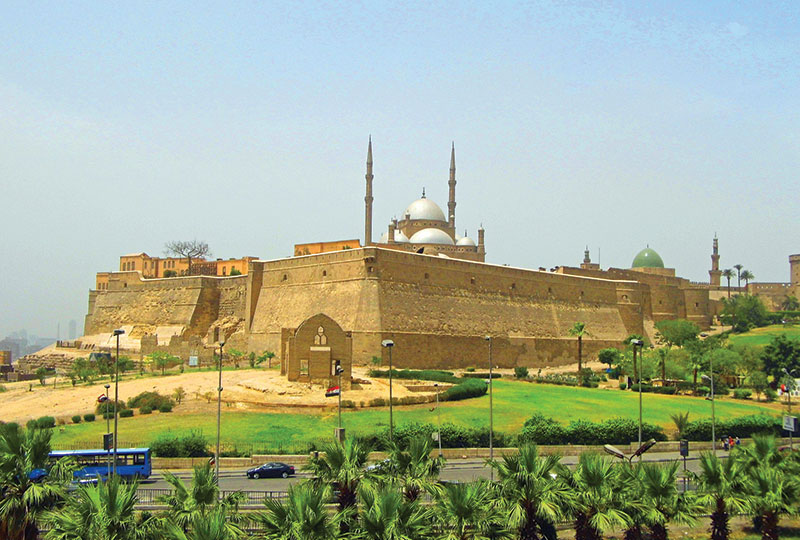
519, 414, 568, 445
369, 369, 458, 384
83, 413, 95, 422
129, 391, 175, 411
630, 383, 654, 393
461, 372, 501, 379
765, 388, 778, 402
96, 399, 125, 415
119, 409, 134, 418
533, 374, 579, 386
520, 414, 665, 445
618, 382, 627, 390
465, 367, 475, 372
0, 385, 7, 392
733, 388, 752, 400
655, 386, 677, 395
164, 270, 177, 278
441, 379, 488, 401
71, 415, 82, 424
159, 403, 173, 413
29, 416, 56, 429
696, 385, 711, 397
714, 385, 730, 396
140, 406, 152, 414
369, 398, 386, 407
683, 414, 780, 441
150, 431, 209, 457
514, 366, 529, 379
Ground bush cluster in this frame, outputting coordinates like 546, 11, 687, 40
629, 384, 678, 395
733, 388, 753, 400
128, 391, 175, 411
150, 431, 210, 457
71, 415, 82, 424
140, 406, 153, 414
119, 409, 134, 418
682, 414, 782, 441
95, 399, 126, 415
26, 416, 56, 429
514, 366, 529, 379
441, 378, 488, 401
159, 403, 174, 413
461, 372, 502, 379
519, 414, 667, 446
369, 369, 458, 384
357, 422, 515, 451
83, 413, 95, 422
532, 374, 579, 386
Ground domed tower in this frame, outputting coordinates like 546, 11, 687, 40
631, 246, 675, 277
709, 235, 721, 286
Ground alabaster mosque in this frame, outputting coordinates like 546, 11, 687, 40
20, 140, 800, 389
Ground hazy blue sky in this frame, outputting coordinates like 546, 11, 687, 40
2, 1, 798, 338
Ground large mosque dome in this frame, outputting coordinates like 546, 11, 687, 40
404, 198, 447, 222
379, 229, 410, 243
410, 228, 455, 245
632, 247, 665, 268
456, 236, 476, 246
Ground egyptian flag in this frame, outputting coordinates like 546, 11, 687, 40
97, 395, 109, 403
325, 385, 341, 397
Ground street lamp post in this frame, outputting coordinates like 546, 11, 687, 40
434, 383, 442, 457
215, 340, 225, 487
104, 383, 111, 478
630, 339, 644, 456
335, 360, 344, 438
783, 368, 798, 450
112, 329, 125, 477
381, 340, 395, 443
484, 335, 494, 481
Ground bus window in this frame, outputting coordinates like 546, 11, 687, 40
133, 454, 145, 465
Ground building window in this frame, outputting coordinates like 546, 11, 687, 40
282, 274, 288, 281
424, 273, 430, 279
222, 267, 227, 276
299, 359, 309, 376
322, 270, 327, 277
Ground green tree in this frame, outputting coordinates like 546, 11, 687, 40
0, 425, 69, 540
306, 438, 370, 533
638, 462, 697, 540
597, 348, 621, 370
747, 372, 768, 401
35, 367, 48, 386
254, 482, 338, 540
669, 411, 690, 439
490, 444, 576, 540
654, 319, 700, 348
569, 322, 589, 373
149, 352, 180, 376
694, 452, 748, 540
761, 335, 800, 382
384, 437, 444, 502
722, 269, 734, 298
257, 351, 277, 368
227, 349, 244, 369
173, 387, 186, 405
42, 477, 153, 540
564, 453, 629, 540
433, 481, 507, 540
745, 465, 800, 540
356, 485, 432, 540
733, 264, 744, 289
721, 295, 770, 332
781, 296, 799, 311
740, 270, 754, 288
164, 506, 240, 540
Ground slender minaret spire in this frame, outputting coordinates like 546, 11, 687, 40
709, 234, 721, 286
583, 246, 591, 264
448, 142, 456, 228
364, 137, 374, 245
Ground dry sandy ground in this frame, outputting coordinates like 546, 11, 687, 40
0, 367, 441, 424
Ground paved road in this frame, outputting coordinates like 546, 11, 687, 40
139, 449, 722, 493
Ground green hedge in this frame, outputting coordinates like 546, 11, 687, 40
733, 389, 752, 400
119, 409, 134, 418
682, 414, 781, 441
140, 406, 152, 414
533, 374, 579, 386
150, 431, 210, 457
441, 379, 488, 401
461, 372, 502, 379
369, 369, 459, 384
26, 416, 56, 430
519, 414, 666, 446
83, 413, 95, 422
357, 422, 514, 451
71, 415, 82, 424
159, 403, 174, 413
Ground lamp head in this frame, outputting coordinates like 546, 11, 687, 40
381, 339, 394, 348
113, 329, 125, 336
105, 384, 110, 389
630, 339, 643, 347
484, 335, 491, 341
220, 341, 226, 348
632, 438, 657, 458
603, 444, 626, 460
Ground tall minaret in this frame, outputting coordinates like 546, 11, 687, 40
709, 234, 721, 286
448, 142, 456, 228
364, 137, 374, 246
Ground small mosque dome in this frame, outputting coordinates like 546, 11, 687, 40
632, 247, 665, 268
403, 198, 447, 222
379, 229, 410, 243
410, 228, 455, 245
457, 236, 476, 247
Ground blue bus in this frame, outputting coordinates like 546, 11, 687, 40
32, 448, 152, 481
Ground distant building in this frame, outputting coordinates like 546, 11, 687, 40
96, 253, 258, 289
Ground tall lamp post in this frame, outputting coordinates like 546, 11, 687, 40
112, 328, 125, 477
630, 339, 644, 457
215, 340, 225, 487
703, 365, 717, 455
484, 335, 494, 481
381, 340, 394, 443
782, 368, 798, 450
434, 383, 443, 457
104, 383, 111, 478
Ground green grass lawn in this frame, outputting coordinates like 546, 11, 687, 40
50, 379, 779, 452
728, 323, 800, 346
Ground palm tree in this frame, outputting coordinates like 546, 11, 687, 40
43, 477, 151, 540
695, 452, 748, 540
164, 506, 240, 540
564, 453, 629, 540
356, 484, 432, 540
306, 438, 370, 533
721, 269, 734, 298
733, 264, 743, 290
669, 412, 690, 440
0, 425, 67, 540
491, 444, 576, 540
433, 481, 507, 540
638, 462, 697, 540
385, 437, 445, 501
741, 270, 754, 289
745, 465, 800, 540
254, 482, 338, 540
781, 296, 800, 311
656, 349, 669, 384
569, 322, 589, 373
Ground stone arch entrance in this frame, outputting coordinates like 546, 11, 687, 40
281, 313, 352, 388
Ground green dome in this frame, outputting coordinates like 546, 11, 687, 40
632, 247, 664, 268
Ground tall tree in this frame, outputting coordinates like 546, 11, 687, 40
721, 269, 734, 298
385, 437, 445, 501
164, 240, 211, 275
781, 296, 800, 311
564, 453, 629, 540
433, 481, 507, 540
254, 482, 338, 540
740, 270, 754, 289
0, 425, 67, 540
654, 320, 700, 349
569, 322, 589, 373
306, 438, 370, 533
761, 335, 800, 381
356, 485, 433, 540
733, 264, 744, 289
638, 462, 697, 540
